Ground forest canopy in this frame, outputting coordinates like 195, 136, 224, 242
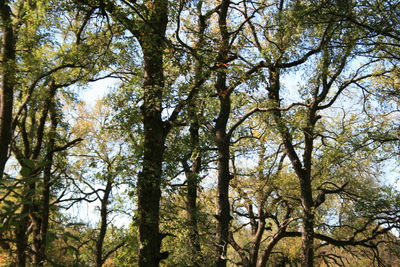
0, 0, 399, 266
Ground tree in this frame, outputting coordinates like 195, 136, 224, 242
259, 4, 398, 265
0, 1, 16, 181
0, 1, 399, 266
94, 0, 171, 264
71, 100, 130, 267
77, 0, 213, 264
0, 1, 117, 265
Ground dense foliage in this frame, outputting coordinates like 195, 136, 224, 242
0, 0, 399, 266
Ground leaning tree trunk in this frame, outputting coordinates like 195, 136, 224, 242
0, 2, 15, 180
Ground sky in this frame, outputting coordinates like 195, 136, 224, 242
79, 78, 117, 105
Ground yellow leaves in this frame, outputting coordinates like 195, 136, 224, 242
73, 119, 94, 138
251, 128, 262, 138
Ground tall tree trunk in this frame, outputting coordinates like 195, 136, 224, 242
102, 0, 169, 265
0, 2, 15, 180
214, 0, 231, 266
136, 1, 168, 265
184, 6, 207, 264
215, 127, 231, 267
137, 48, 166, 267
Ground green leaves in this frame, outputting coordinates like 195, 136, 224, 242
19, 158, 35, 177
0, 1, 398, 266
